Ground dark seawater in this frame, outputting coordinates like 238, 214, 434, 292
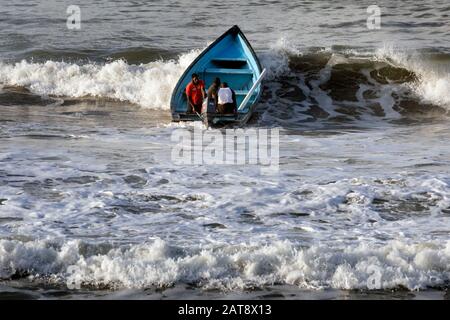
1, 0, 450, 299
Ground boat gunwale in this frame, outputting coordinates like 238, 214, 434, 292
170, 25, 263, 116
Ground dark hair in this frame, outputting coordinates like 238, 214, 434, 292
221, 82, 229, 88
214, 77, 221, 86
192, 73, 199, 79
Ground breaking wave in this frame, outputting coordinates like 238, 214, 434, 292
0, 49, 201, 109
1, 238, 449, 291
0, 41, 449, 122
376, 45, 450, 108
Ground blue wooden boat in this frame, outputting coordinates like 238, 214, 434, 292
170, 25, 266, 126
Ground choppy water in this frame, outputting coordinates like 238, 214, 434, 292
1, 0, 450, 299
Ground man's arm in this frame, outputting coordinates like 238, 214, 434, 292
186, 86, 194, 112
187, 97, 194, 112
201, 87, 207, 100
201, 81, 206, 100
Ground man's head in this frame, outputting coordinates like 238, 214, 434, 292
192, 73, 200, 85
221, 82, 229, 88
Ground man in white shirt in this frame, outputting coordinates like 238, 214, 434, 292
217, 82, 237, 115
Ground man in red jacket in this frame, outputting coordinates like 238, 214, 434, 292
185, 73, 206, 114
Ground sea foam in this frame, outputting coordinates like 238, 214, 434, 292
1, 238, 449, 290
376, 45, 450, 109
0, 49, 201, 109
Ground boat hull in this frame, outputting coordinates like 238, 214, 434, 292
170, 25, 263, 127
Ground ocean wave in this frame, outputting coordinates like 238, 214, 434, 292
1, 238, 449, 291
376, 45, 450, 109
0, 42, 449, 119
0, 49, 201, 109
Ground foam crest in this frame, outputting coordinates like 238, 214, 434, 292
376, 45, 450, 109
0, 49, 201, 109
1, 238, 449, 291
259, 37, 300, 80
